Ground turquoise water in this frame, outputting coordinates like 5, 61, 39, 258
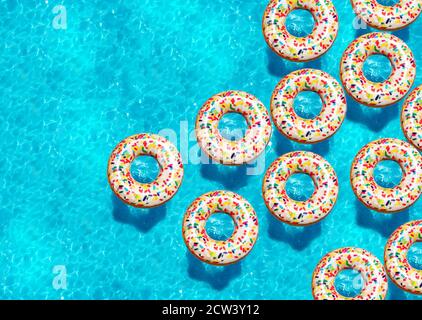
1, 0, 421, 300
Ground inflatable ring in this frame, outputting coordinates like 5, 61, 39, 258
341, 32, 416, 107
262, 0, 339, 62
196, 91, 272, 165
262, 151, 338, 226
312, 247, 388, 300
107, 133, 184, 208
182, 190, 258, 265
351, 0, 422, 30
385, 220, 422, 295
350, 138, 422, 213
401, 85, 422, 150
271, 68, 347, 143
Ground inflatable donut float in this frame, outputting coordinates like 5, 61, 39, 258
385, 220, 422, 295
351, 0, 422, 30
196, 91, 272, 165
312, 247, 388, 300
182, 190, 258, 265
271, 68, 347, 144
401, 85, 422, 150
350, 138, 422, 213
341, 32, 416, 107
262, 0, 339, 61
107, 133, 184, 208
262, 151, 338, 226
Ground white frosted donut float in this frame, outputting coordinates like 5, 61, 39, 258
401, 85, 422, 150
271, 68, 347, 143
182, 191, 258, 265
262, 151, 338, 226
107, 133, 184, 208
195, 91, 272, 165
351, 0, 422, 30
385, 220, 422, 295
340, 32, 416, 107
350, 138, 422, 213
312, 247, 388, 300
262, 0, 339, 62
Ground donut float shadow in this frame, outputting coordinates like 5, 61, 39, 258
355, 27, 370, 38
355, 26, 409, 42
392, 28, 410, 42
355, 199, 410, 238
266, 48, 322, 79
388, 280, 408, 300
200, 162, 249, 190
111, 194, 167, 233
275, 132, 330, 157
267, 214, 322, 251
186, 252, 241, 291
345, 96, 398, 133
275, 132, 293, 155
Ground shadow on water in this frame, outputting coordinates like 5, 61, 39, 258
268, 215, 322, 251
304, 58, 322, 70
112, 194, 166, 233
200, 162, 249, 190
275, 132, 330, 156
275, 133, 293, 155
346, 96, 398, 133
355, 26, 371, 38
266, 48, 322, 79
388, 280, 408, 300
310, 139, 330, 156
186, 252, 241, 290
354, 25, 409, 41
393, 28, 409, 42
267, 48, 287, 78
355, 199, 410, 238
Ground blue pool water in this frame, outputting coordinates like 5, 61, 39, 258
1, 0, 421, 300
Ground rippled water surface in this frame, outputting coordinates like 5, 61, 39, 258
1, 0, 421, 299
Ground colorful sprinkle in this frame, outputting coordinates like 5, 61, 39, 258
312, 247, 388, 300
196, 91, 272, 165
262, 0, 339, 61
107, 133, 184, 208
182, 191, 258, 265
351, 0, 422, 30
271, 68, 347, 143
385, 220, 422, 295
341, 32, 416, 107
262, 151, 338, 226
401, 85, 422, 150
350, 138, 422, 212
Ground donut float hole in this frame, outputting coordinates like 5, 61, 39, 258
218, 113, 248, 141
334, 269, 364, 298
408, 242, 422, 270
376, 0, 400, 6
285, 173, 315, 201
285, 9, 315, 37
293, 91, 323, 120
373, 160, 403, 188
205, 212, 235, 241
130, 155, 160, 183
363, 54, 393, 83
